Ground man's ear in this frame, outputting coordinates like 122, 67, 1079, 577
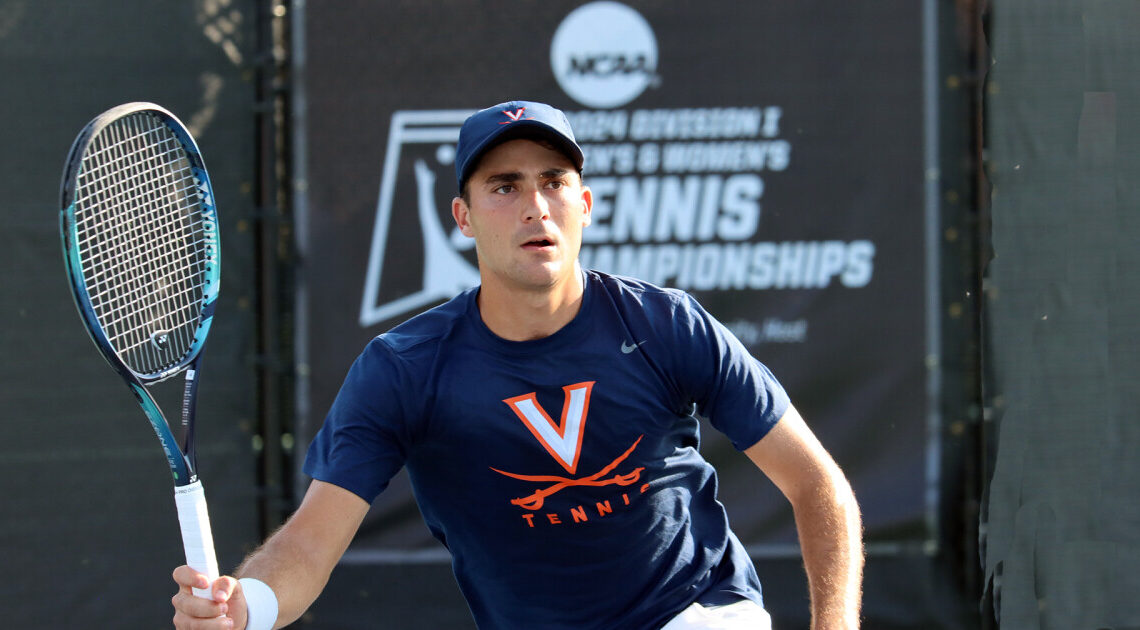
580, 185, 593, 228
452, 196, 475, 237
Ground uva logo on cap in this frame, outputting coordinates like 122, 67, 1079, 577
499, 107, 534, 124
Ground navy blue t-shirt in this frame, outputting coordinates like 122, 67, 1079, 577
304, 270, 790, 629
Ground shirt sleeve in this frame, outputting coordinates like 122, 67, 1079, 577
670, 292, 791, 451
302, 337, 416, 502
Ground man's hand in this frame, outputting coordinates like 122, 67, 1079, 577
169, 480, 371, 629
172, 566, 247, 630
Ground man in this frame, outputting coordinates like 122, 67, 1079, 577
172, 100, 863, 629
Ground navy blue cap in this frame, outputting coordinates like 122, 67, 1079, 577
455, 100, 585, 192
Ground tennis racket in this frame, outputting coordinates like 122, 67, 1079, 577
59, 102, 222, 599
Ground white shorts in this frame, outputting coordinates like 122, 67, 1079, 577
660, 599, 773, 630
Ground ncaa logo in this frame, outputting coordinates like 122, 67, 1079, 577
550, 1, 658, 109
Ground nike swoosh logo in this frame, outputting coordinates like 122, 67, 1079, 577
620, 340, 647, 354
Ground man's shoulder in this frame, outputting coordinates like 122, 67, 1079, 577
374, 287, 475, 356
587, 269, 692, 311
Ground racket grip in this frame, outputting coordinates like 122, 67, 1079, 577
174, 480, 221, 600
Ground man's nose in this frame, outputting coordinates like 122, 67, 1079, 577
521, 188, 550, 222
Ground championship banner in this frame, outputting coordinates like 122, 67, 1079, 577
299, 1, 932, 554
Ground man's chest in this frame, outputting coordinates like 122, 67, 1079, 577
406, 347, 696, 525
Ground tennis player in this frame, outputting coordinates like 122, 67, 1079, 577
172, 100, 863, 629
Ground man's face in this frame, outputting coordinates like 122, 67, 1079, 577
452, 138, 592, 294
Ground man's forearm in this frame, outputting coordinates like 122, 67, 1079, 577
234, 480, 371, 629
742, 408, 865, 628
793, 473, 863, 629
235, 526, 335, 628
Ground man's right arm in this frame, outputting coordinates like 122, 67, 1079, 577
172, 480, 371, 630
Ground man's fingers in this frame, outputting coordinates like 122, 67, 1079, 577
212, 575, 239, 604
173, 567, 239, 602
172, 588, 229, 622
173, 605, 235, 630
172, 568, 242, 629
173, 565, 211, 592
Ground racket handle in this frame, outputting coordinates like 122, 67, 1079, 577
174, 480, 221, 600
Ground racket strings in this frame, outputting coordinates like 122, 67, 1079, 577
96, 118, 206, 363
81, 128, 198, 368
73, 113, 212, 376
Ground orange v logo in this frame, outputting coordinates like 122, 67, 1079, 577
503, 381, 595, 475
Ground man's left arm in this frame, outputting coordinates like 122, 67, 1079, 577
745, 404, 864, 629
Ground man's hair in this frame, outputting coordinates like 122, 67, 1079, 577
459, 131, 584, 203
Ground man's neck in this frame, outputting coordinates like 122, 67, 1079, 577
476, 269, 585, 341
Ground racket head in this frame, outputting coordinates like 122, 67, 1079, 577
60, 102, 221, 384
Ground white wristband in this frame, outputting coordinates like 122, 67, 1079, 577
238, 577, 278, 630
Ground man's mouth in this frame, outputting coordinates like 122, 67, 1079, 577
522, 237, 555, 249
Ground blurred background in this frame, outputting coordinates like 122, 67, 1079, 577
1, 1, 1137, 628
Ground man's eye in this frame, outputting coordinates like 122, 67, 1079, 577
494, 185, 514, 194
546, 180, 564, 190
